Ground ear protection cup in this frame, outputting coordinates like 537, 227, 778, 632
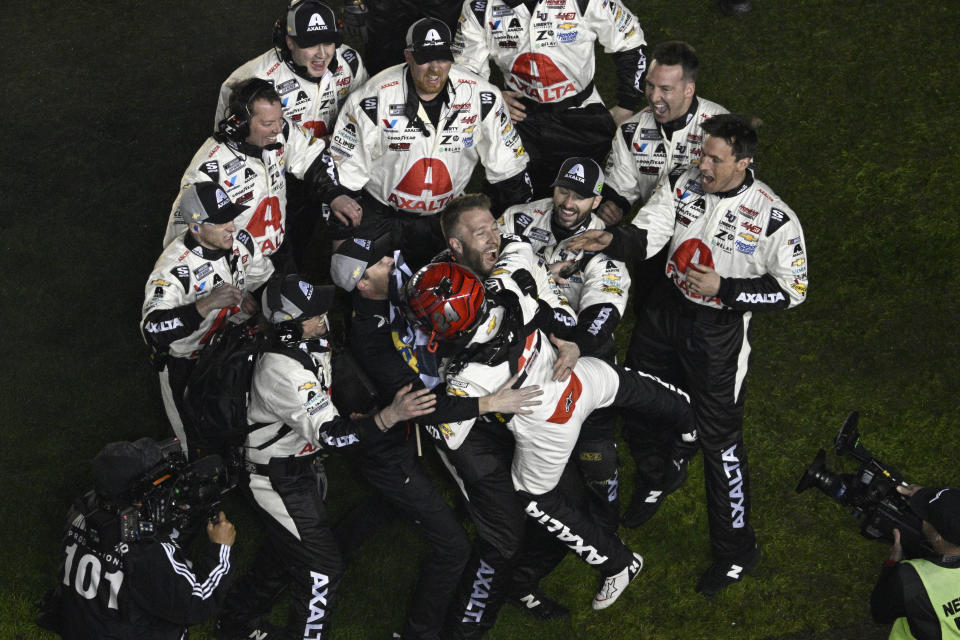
217, 78, 276, 142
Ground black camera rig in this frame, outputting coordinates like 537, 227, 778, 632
796, 411, 926, 557
117, 437, 231, 543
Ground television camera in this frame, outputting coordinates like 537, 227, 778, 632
796, 411, 926, 557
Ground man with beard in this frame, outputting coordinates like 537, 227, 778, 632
566, 114, 809, 595
497, 158, 634, 617
402, 256, 694, 638
328, 233, 542, 640
452, 0, 648, 197
215, 1, 369, 268
323, 18, 532, 270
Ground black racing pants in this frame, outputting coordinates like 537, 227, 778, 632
440, 421, 634, 639
335, 434, 471, 640
221, 455, 342, 640
508, 407, 621, 597
326, 193, 446, 272
624, 280, 756, 560
514, 103, 617, 200
158, 356, 197, 455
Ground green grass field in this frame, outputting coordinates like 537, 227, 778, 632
3, 0, 958, 638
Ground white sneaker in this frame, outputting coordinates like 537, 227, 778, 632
592, 552, 643, 610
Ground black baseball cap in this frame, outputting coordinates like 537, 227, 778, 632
911, 487, 960, 546
551, 157, 605, 199
330, 233, 394, 292
262, 275, 336, 324
181, 182, 248, 225
405, 18, 454, 64
286, 1, 340, 48
93, 438, 164, 500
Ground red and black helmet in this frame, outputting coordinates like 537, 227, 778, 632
402, 262, 487, 350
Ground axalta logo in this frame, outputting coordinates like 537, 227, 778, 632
461, 560, 495, 623
525, 501, 609, 565
145, 318, 184, 333
307, 13, 326, 31
303, 571, 329, 638
245, 195, 284, 254
389, 159, 455, 211
735, 291, 785, 304
587, 307, 611, 336
509, 53, 577, 103
721, 444, 746, 528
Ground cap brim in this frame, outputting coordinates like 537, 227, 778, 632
205, 201, 249, 225
291, 33, 339, 47
412, 48, 454, 65
551, 177, 597, 199
305, 284, 336, 317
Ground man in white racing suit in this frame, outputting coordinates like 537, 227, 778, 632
452, 0, 647, 196
323, 18, 532, 269
142, 182, 273, 456
403, 259, 693, 638
164, 79, 337, 271
567, 114, 809, 596
214, 274, 436, 640
596, 40, 730, 528
497, 158, 632, 616
600, 40, 729, 225
214, 1, 369, 269
215, 1, 367, 142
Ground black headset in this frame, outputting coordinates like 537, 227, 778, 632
217, 78, 277, 142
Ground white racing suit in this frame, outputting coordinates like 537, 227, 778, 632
603, 96, 728, 312
605, 165, 808, 560
499, 198, 629, 521
453, 0, 647, 195
141, 230, 273, 453
325, 63, 532, 267
215, 44, 368, 268
604, 96, 729, 213
437, 274, 691, 638
215, 45, 368, 141
329, 64, 529, 215
218, 341, 385, 640
163, 121, 328, 264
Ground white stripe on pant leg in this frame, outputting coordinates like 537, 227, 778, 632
435, 448, 472, 503
733, 313, 752, 403
249, 473, 302, 540
158, 368, 188, 453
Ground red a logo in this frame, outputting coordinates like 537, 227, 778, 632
510, 53, 569, 85
671, 238, 715, 274
395, 158, 454, 197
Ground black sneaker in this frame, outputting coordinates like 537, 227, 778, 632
214, 617, 283, 640
621, 457, 689, 528
694, 544, 761, 597
719, 0, 752, 15
507, 588, 570, 620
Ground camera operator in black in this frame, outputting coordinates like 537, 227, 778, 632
214, 275, 436, 640
52, 438, 236, 639
871, 485, 960, 640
